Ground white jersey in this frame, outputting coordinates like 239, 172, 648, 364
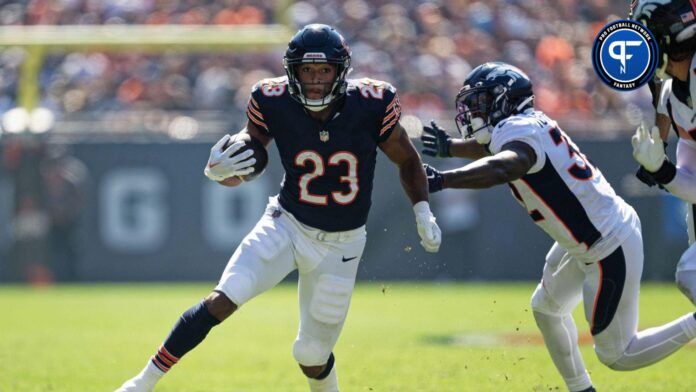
489, 111, 637, 261
656, 53, 696, 243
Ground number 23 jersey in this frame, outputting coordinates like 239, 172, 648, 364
490, 111, 638, 261
246, 76, 401, 232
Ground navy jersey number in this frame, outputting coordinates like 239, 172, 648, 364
548, 127, 594, 180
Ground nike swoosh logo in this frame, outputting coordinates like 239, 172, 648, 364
342, 256, 356, 262
209, 162, 220, 169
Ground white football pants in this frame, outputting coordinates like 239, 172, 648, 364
531, 222, 696, 391
215, 196, 366, 367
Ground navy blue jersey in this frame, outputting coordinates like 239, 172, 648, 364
246, 76, 401, 231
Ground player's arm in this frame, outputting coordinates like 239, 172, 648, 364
425, 141, 535, 191
420, 120, 489, 159
379, 122, 428, 204
240, 118, 273, 146
379, 122, 441, 252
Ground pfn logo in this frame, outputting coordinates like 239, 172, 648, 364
608, 40, 643, 74
592, 20, 658, 91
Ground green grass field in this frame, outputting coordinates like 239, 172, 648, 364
1, 282, 695, 391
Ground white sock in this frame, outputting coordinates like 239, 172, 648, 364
609, 313, 696, 370
534, 311, 593, 392
307, 366, 338, 392
138, 360, 165, 385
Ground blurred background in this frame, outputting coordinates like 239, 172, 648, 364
0, 0, 684, 284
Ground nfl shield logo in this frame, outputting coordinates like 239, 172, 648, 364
319, 130, 330, 142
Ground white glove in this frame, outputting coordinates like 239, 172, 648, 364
631, 122, 665, 172
204, 134, 256, 182
414, 201, 441, 253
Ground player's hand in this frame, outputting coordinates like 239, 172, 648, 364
421, 120, 452, 158
204, 134, 256, 182
413, 201, 441, 253
423, 163, 444, 193
631, 122, 665, 172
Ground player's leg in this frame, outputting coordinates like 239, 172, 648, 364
293, 235, 366, 392
675, 206, 696, 304
117, 209, 296, 391
531, 243, 594, 392
585, 227, 696, 370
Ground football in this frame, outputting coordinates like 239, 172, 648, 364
220, 133, 268, 185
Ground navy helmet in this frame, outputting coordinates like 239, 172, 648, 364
283, 24, 351, 110
631, 0, 696, 62
455, 62, 534, 139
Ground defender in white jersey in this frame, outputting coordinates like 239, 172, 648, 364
632, 0, 696, 304
421, 62, 696, 392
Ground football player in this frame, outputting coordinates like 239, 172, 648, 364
421, 62, 696, 392
116, 24, 440, 392
631, 0, 696, 305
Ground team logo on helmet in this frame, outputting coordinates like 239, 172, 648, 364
591, 19, 659, 90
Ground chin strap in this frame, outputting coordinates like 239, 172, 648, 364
515, 96, 535, 112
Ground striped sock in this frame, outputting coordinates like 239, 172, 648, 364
150, 345, 180, 373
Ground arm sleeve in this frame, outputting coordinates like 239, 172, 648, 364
246, 85, 271, 136
489, 118, 546, 174
664, 138, 696, 204
376, 86, 401, 143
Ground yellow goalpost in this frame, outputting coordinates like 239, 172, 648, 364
0, 1, 294, 110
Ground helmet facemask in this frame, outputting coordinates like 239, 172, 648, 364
455, 85, 508, 144
283, 55, 351, 111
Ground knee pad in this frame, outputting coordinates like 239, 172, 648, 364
310, 274, 354, 325
293, 335, 330, 367
530, 283, 563, 316
215, 266, 257, 306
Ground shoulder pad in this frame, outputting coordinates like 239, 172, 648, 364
495, 113, 544, 133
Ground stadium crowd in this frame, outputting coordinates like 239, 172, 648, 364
0, 0, 649, 133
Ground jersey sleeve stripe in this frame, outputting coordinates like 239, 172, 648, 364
382, 95, 401, 125
247, 102, 265, 120
379, 116, 399, 136
250, 96, 261, 110
247, 110, 269, 131
382, 106, 399, 124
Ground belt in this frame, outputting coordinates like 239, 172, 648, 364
273, 204, 365, 243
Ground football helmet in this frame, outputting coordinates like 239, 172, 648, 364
283, 24, 351, 111
455, 62, 534, 144
631, 0, 696, 65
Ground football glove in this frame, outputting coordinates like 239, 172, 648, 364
204, 134, 256, 182
413, 201, 441, 253
421, 120, 452, 158
631, 123, 665, 172
423, 163, 444, 193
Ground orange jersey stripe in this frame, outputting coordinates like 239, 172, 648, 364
247, 111, 269, 130
247, 102, 265, 120
380, 117, 399, 136
250, 96, 261, 110
382, 108, 399, 124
